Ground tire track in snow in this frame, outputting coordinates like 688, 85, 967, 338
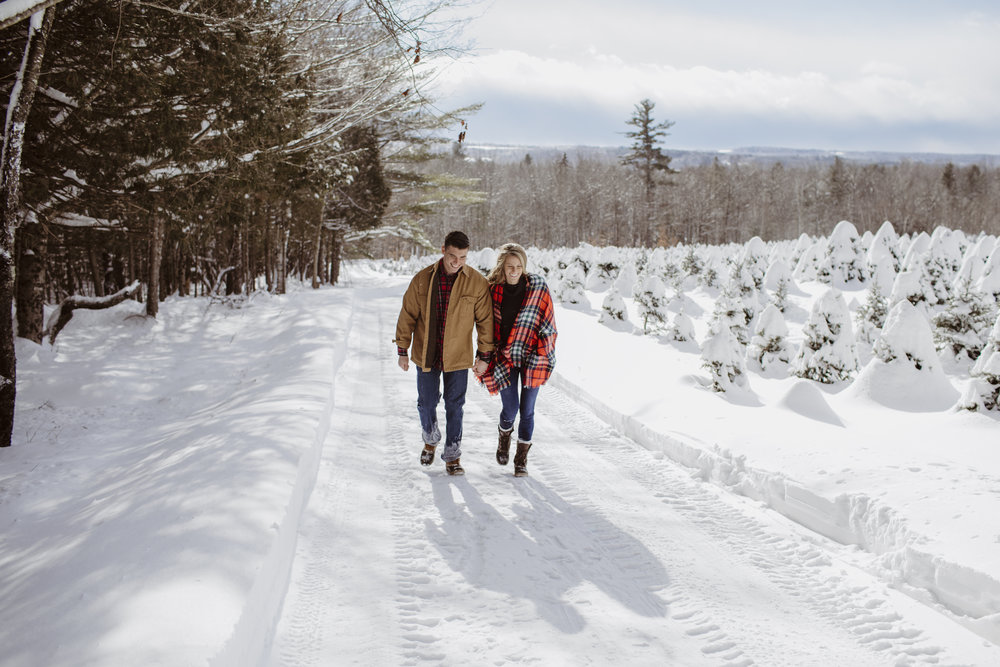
378, 305, 479, 665
535, 382, 948, 665
272, 287, 399, 666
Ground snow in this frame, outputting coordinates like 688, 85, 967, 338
3, 259, 1000, 666
0, 0, 45, 23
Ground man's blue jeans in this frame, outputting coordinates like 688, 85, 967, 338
499, 368, 539, 443
416, 367, 468, 462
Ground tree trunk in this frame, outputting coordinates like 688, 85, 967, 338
330, 229, 342, 285
311, 220, 323, 289
277, 225, 288, 294
15, 222, 45, 343
87, 230, 105, 297
146, 216, 164, 317
1, 7, 55, 448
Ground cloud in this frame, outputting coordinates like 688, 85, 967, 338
430, 1, 1000, 152
438, 48, 1000, 127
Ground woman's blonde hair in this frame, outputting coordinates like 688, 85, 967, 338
487, 243, 529, 284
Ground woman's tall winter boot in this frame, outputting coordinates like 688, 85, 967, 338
496, 426, 513, 465
513, 441, 532, 477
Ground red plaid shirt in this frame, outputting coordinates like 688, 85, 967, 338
431, 261, 458, 369
480, 273, 557, 393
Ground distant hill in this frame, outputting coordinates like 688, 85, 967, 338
460, 144, 1000, 169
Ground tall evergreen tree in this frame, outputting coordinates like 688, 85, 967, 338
621, 98, 676, 202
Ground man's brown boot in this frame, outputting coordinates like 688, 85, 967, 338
420, 444, 436, 466
446, 458, 465, 476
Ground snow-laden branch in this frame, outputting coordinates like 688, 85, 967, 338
0, 0, 61, 30
44, 281, 142, 344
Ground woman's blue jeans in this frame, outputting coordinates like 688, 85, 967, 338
499, 368, 539, 443
416, 367, 467, 462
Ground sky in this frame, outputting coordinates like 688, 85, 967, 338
430, 0, 1000, 154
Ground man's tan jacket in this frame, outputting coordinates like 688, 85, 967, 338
394, 262, 494, 372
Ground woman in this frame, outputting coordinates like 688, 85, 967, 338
478, 243, 557, 476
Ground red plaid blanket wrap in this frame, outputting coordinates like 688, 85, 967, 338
480, 273, 557, 394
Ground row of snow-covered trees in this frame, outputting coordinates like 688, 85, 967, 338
381, 151, 1000, 254
1, 0, 467, 329
383, 221, 999, 413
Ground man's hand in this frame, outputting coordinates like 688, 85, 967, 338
398, 355, 410, 371
473, 358, 488, 377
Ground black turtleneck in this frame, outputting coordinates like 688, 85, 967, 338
498, 275, 527, 347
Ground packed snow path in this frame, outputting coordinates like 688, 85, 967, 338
269, 277, 997, 666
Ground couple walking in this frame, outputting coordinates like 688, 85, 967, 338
393, 231, 558, 477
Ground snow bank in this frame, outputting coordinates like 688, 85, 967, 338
549, 371, 1000, 644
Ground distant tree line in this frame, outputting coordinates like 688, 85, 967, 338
374, 100, 1000, 256
381, 151, 1000, 255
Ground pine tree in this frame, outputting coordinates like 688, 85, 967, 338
793, 288, 859, 383
959, 314, 1000, 411
635, 274, 668, 334
932, 280, 997, 361
701, 326, 749, 392
621, 98, 676, 202
855, 280, 889, 347
556, 264, 587, 305
671, 311, 695, 342
748, 304, 793, 373
710, 284, 750, 347
599, 288, 628, 325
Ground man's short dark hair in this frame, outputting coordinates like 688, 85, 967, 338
443, 230, 470, 250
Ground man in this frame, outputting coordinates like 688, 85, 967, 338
394, 231, 494, 475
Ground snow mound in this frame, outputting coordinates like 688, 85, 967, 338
777, 380, 844, 426
850, 361, 958, 412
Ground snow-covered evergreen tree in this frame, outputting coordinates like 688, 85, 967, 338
959, 353, 1000, 412
924, 227, 964, 305
793, 239, 823, 282
975, 247, 1000, 300
959, 314, 1000, 411
556, 264, 588, 305
790, 233, 814, 268
854, 279, 889, 348
586, 246, 620, 292
614, 260, 638, 297
818, 220, 866, 285
681, 246, 703, 278
889, 267, 936, 310
873, 301, 942, 372
792, 288, 859, 383
867, 220, 902, 273
867, 255, 897, 301
932, 281, 997, 361
763, 258, 796, 312
747, 304, 793, 373
710, 284, 750, 346
850, 299, 959, 411
598, 288, 629, 325
727, 259, 762, 330
701, 326, 749, 392
670, 311, 695, 342
741, 236, 769, 290
635, 275, 668, 334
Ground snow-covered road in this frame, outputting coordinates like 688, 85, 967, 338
269, 278, 998, 666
